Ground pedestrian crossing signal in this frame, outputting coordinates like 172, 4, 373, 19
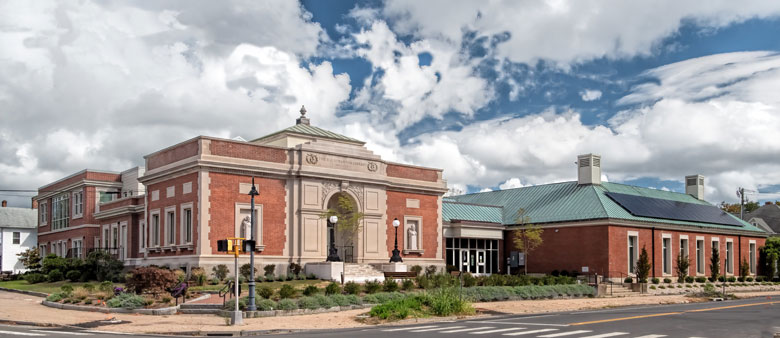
217, 239, 228, 252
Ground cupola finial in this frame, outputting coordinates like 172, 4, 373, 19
296, 105, 310, 125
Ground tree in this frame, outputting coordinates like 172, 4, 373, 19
321, 194, 365, 249
636, 246, 651, 283
675, 253, 690, 283
739, 258, 750, 279
710, 246, 720, 282
17, 248, 42, 272
760, 237, 780, 279
212, 264, 229, 281
511, 208, 543, 275
718, 200, 760, 214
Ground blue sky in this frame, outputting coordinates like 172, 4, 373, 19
1, 0, 780, 206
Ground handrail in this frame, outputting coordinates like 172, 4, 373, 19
219, 280, 236, 306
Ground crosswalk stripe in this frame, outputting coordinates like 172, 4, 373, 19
382, 325, 439, 331
634, 335, 667, 338
0, 330, 46, 336
538, 330, 594, 337
579, 333, 629, 338
440, 326, 495, 333
470, 328, 526, 334
502, 328, 559, 336
411, 326, 465, 332
33, 330, 92, 336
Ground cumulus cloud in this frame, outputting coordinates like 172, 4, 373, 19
580, 89, 602, 101
499, 178, 525, 190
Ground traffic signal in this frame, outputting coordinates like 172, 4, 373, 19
217, 239, 228, 252
243, 240, 255, 253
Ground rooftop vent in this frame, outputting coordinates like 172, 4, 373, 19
685, 174, 704, 200
577, 154, 601, 185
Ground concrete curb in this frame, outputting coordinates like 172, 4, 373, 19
0, 287, 49, 298
218, 304, 375, 318
41, 300, 180, 315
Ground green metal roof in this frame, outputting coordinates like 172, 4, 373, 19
252, 124, 364, 144
442, 201, 503, 223
445, 181, 767, 234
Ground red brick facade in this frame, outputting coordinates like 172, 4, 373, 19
145, 173, 199, 258
209, 140, 287, 163
146, 139, 199, 170
386, 164, 439, 182
385, 191, 440, 259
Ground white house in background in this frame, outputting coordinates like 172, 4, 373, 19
0, 201, 38, 273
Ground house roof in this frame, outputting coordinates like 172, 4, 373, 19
251, 124, 364, 144
745, 203, 780, 233
444, 181, 767, 234
442, 200, 503, 224
0, 207, 37, 229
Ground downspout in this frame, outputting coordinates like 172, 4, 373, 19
738, 235, 742, 277
651, 227, 656, 279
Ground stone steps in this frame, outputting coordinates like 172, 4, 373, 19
604, 284, 641, 297
343, 263, 385, 283
179, 302, 223, 314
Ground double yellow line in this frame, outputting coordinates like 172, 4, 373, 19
568, 301, 778, 326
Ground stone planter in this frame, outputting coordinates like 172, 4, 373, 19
630, 283, 648, 293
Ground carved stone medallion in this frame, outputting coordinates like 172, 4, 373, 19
367, 162, 378, 172
305, 153, 318, 165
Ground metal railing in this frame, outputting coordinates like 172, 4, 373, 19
219, 280, 239, 306
87, 247, 124, 260
335, 246, 354, 262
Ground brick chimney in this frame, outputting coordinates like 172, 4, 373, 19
685, 174, 705, 200
577, 154, 601, 185
32, 199, 38, 209
1, 200, 6, 207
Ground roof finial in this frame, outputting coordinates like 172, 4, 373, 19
296, 105, 310, 125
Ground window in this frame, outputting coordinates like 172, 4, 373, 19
112, 227, 118, 248
39, 245, 46, 256
662, 237, 672, 275
725, 240, 733, 274
182, 208, 192, 244
72, 190, 83, 218
628, 234, 638, 274
39, 202, 48, 225
12, 232, 21, 244
51, 193, 70, 230
99, 191, 114, 203
151, 214, 160, 246
103, 228, 110, 249
749, 242, 756, 274
680, 238, 689, 275
140, 222, 146, 251
167, 211, 176, 245
72, 239, 82, 259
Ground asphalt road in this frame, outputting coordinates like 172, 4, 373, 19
0, 297, 778, 338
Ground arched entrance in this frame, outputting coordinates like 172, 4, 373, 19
325, 192, 361, 263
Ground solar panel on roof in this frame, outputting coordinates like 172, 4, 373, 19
605, 192, 744, 227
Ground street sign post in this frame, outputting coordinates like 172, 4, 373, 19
218, 237, 245, 326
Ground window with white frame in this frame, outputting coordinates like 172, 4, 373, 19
103, 228, 110, 249
151, 213, 160, 247
696, 239, 705, 274
12, 232, 21, 244
52, 193, 70, 230
725, 240, 733, 274
166, 209, 176, 245
628, 233, 638, 274
749, 242, 756, 274
181, 206, 193, 244
72, 239, 83, 259
139, 222, 146, 251
39, 202, 48, 225
39, 245, 46, 256
662, 236, 672, 275
72, 190, 84, 218
680, 237, 689, 275
112, 226, 118, 248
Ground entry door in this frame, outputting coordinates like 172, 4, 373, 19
476, 250, 486, 274
459, 249, 470, 272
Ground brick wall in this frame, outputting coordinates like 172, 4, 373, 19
386, 164, 439, 182
507, 225, 611, 276
207, 173, 287, 256
146, 139, 199, 170
385, 191, 440, 259
145, 172, 199, 258
210, 140, 287, 163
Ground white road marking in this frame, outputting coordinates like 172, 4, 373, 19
578, 333, 629, 338
538, 330, 594, 337
467, 321, 569, 327
634, 335, 667, 338
410, 326, 465, 332
0, 330, 46, 336
469, 327, 526, 334
502, 328, 559, 336
382, 325, 439, 331
439, 326, 495, 333
33, 331, 92, 336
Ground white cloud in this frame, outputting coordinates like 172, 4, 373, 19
580, 89, 602, 101
479, 188, 493, 193
499, 178, 525, 190
382, 0, 780, 66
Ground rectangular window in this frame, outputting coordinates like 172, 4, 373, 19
183, 208, 192, 244
72, 239, 82, 259
628, 235, 638, 274
662, 237, 671, 275
167, 211, 176, 245
749, 242, 756, 274
12, 232, 21, 244
72, 190, 83, 217
51, 193, 70, 230
39, 202, 48, 225
725, 241, 733, 274
104, 228, 110, 249
39, 245, 46, 256
152, 214, 160, 246
680, 238, 689, 275
112, 227, 118, 248
99, 191, 114, 203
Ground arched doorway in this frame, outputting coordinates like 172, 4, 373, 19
325, 192, 361, 263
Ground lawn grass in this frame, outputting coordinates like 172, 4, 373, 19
189, 279, 326, 292
0, 280, 122, 294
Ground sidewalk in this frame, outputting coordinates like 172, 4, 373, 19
2, 290, 779, 335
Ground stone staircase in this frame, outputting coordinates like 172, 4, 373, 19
343, 263, 385, 283
179, 302, 224, 314
603, 283, 641, 297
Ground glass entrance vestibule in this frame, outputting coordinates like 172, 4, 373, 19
445, 238, 500, 275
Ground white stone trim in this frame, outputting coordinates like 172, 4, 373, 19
151, 190, 160, 201
661, 233, 672, 276
183, 182, 192, 195
166, 186, 175, 198
234, 203, 262, 246
725, 238, 734, 275
198, 170, 211, 255
695, 237, 705, 276
627, 231, 639, 276
403, 215, 423, 251
37, 224, 99, 236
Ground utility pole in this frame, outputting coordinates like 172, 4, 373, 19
247, 178, 259, 311
738, 187, 745, 220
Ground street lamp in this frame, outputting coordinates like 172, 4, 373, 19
390, 218, 403, 263
247, 178, 259, 311
326, 215, 341, 262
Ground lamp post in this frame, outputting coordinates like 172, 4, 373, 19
326, 215, 341, 262
247, 178, 259, 311
390, 218, 403, 262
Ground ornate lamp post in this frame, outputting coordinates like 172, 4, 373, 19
247, 178, 259, 311
326, 215, 341, 262
390, 218, 403, 262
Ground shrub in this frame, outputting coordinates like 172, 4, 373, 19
330, 294, 351, 306
410, 265, 423, 276
223, 297, 247, 311
257, 299, 276, 311
161, 295, 173, 304
624, 277, 633, 283
738, 276, 745, 282
306, 273, 316, 280
756, 276, 765, 282
60, 285, 74, 295
24, 273, 46, 284
106, 293, 146, 309
659, 286, 666, 289
265, 274, 275, 281
685, 276, 695, 283
298, 296, 320, 310
82, 283, 94, 291
303, 285, 319, 296
401, 279, 415, 291
297, 273, 307, 280
636, 247, 652, 283
364, 280, 382, 294
263, 265, 276, 276
239, 264, 256, 281
650, 285, 657, 290
212, 264, 229, 281
47, 269, 64, 282
277, 299, 297, 310
463, 273, 477, 287
46, 293, 64, 302
427, 287, 474, 316
210, 277, 220, 285
663, 278, 672, 284
276, 274, 287, 282
125, 267, 177, 294
746, 277, 754, 282
258, 286, 274, 299
345, 294, 361, 305
65, 270, 81, 282
279, 284, 296, 299
718, 276, 726, 282
289, 263, 302, 276
344, 281, 361, 295
369, 296, 423, 320
362, 294, 379, 304
83, 251, 124, 282
727, 276, 737, 283
383, 279, 399, 292
425, 265, 438, 276
314, 294, 336, 308
369, 288, 473, 320
415, 276, 430, 289
325, 282, 341, 295
651, 278, 660, 284
42, 254, 67, 275
695, 276, 707, 283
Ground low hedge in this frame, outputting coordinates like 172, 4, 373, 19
223, 293, 364, 311
461, 284, 594, 302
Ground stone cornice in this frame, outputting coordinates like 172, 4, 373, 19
36, 180, 123, 200
94, 205, 144, 220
